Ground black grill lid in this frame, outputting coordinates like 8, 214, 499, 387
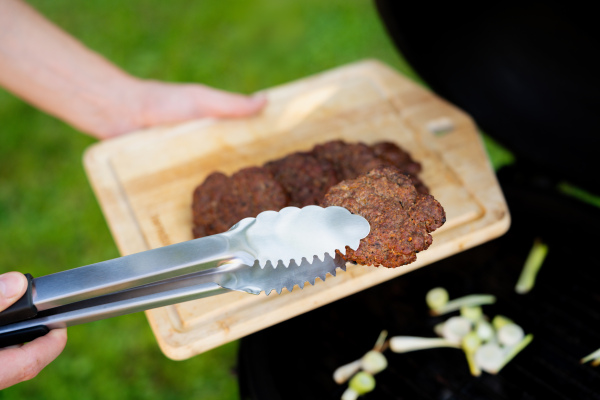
374, 0, 600, 194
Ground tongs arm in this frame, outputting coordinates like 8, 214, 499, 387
32, 234, 241, 312
0, 232, 254, 339
0, 263, 244, 348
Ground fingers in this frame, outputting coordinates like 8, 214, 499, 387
0, 273, 66, 389
132, 80, 267, 132
0, 272, 27, 312
192, 86, 267, 118
0, 328, 67, 390
96, 80, 269, 139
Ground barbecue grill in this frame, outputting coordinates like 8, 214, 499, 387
238, 2, 600, 398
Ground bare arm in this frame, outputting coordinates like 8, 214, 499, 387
0, 0, 265, 139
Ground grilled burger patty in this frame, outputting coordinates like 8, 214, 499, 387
322, 166, 445, 268
191, 140, 445, 267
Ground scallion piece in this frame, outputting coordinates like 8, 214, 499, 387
497, 323, 525, 347
474, 342, 504, 373
431, 294, 496, 316
461, 305, 483, 322
434, 322, 445, 337
349, 371, 376, 395
462, 332, 482, 376
442, 316, 473, 345
492, 315, 513, 331
581, 347, 600, 365
333, 359, 362, 384
361, 351, 388, 375
341, 388, 359, 400
493, 334, 534, 374
426, 287, 449, 309
389, 336, 460, 353
373, 330, 388, 352
475, 320, 494, 342
515, 239, 548, 294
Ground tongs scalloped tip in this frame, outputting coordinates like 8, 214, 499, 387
246, 252, 348, 296
238, 205, 369, 269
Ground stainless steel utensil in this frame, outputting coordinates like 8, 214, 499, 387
0, 206, 369, 347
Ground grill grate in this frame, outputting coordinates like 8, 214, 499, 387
239, 167, 600, 400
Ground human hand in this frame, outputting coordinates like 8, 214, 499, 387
86, 79, 267, 140
0, 272, 67, 390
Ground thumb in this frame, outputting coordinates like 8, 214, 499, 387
0, 272, 27, 312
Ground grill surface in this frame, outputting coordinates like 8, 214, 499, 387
238, 166, 600, 399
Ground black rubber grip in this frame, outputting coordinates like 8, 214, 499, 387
0, 325, 49, 348
0, 273, 38, 327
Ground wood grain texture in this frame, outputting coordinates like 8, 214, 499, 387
83, 60, 510, 360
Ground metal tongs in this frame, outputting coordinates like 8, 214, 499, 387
0, 206, 370, 347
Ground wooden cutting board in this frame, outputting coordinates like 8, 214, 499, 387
84, 59, 510, 360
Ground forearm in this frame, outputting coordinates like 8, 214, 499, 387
0, 0, 141, 137
0, 0, 266, 139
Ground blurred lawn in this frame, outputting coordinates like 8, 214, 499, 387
0, 1, 510, 399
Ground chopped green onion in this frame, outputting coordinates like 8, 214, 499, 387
389, 336, 460, 353
497, 323, 525, 347
462, 332, 482, 376
515, 239, 548, 294
334, 332, 390, 386
492, 315, 513, 331
361, 351, 388, 375
373, 330, 388, 352
333, 359, 362, 384
474, 342, 504, 373
349, 372, 376, 395
442, 316, 473, 345
580, 347, 600, 365
462, 331, 482, 353
430, 294, 496, 316
494, 334, 534, 374
426, 287, 449, 309
341, 388, 359, 400
475, 320, 494, 342
460, 306, 483, 322
434, 322, 445, 337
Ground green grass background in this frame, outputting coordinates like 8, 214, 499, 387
0, 1, 512, 398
